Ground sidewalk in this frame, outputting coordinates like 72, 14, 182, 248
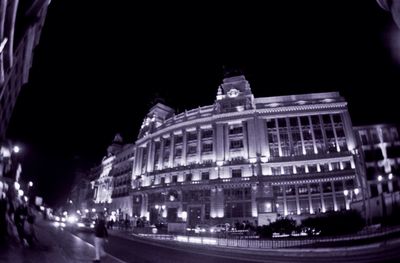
0, 219, 123, 263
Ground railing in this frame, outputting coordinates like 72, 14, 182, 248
134, 225, 400, 249
268, 151, 352, 163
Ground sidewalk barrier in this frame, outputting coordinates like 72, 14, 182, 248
133, 225, 400, 249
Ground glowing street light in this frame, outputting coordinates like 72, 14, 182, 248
84, 209, 89, 213
28, 181, 33, 187
389, 173, 393, 180
91, 208, 96, 213
354, 188, 360, 195
18, 189, 24, 197
343, 190, 349, 196
14, 182, 20, 190
378, 175, 383, 182
13, 146, 20, 153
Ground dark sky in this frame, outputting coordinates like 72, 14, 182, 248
6, 1, 400, 207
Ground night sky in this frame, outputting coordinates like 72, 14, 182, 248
5, 1, 400, 207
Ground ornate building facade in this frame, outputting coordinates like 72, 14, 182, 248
0, 0, 51, 140
90, 134, 135, 220
131, 75, 366, 226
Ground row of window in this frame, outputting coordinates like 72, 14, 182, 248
270, 160, 352, 175
272, 180, 355, 196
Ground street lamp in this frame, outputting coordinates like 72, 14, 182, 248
28, 181, 33, 187
13, 146, 20, 153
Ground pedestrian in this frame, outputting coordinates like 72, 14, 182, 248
14, 201, 28, 246
0, 193, 8, 244
25, 209, 38, 247
93, 213, 108, 263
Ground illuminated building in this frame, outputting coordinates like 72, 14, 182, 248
354, 124, 400, 196
131, 74, 366, 226
0, 0, 51, 140
91, 134, 135, 220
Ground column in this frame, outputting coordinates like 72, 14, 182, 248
182, 130, 187, 165
197, 126, 202, 163
215, 123, 225, 163
242, 121, 250, 159
158, 138, 164, 170
341, 111, 356, 151
298, 117, 306, 155
330, 114, 340, 152
276, 119, 282, 157
251, 183, 258, 217
147, 140, 154, 173
255, 116, 268, 158
308, 184, 314, 214
286, 118, 294, 156
319, 115, 329, 153
283, 186, 288, 216
169, 133, 175, 168
210, 187, 217, 218
308, 116, 317, 154
247, 118, 258, 160
319, 182, 326, 212
332, 181, 338, 211
224, 124, 230, 161
295, 185, 300, 215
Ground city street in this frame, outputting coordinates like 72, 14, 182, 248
72, 227, 400, 263
2, 218, 400, 263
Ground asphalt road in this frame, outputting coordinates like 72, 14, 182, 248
70, 228, 400, 263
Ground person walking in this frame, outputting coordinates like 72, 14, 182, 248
93, 213, 108, 263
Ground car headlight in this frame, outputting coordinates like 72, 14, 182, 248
77, 223, 85, 227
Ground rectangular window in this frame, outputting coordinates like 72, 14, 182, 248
322, 115, 332, 125
334, 181, 344, 192
311, 115, 320, 125
175, 148, 182, 157
202, 129, 213, 138
229, 126, 243, 135
289, 117, 298, 127
300, 116, 309, 126
271, 167, 281, 175
186, 173, 192, 181
310, 183, 320, 194
360, 134, 368, 145
266, 119, 276, 129
172, 175, 178, 183
202, 143, 213, 152
308, 164, 318, 173
277, 118, 287, 128
201, 172, 209, 180
283, 166, 293, 175
175, 135, 183, 144
187, 132, 197, 141
332, 114, 342, 124
286, 185, 296, 196
322, 182, 332, 192
188, 145, 197, 154
232, 169, 242, 178
230, 140, 243, 149
298, 185, 308, 195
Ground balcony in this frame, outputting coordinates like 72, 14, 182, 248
149, 161, 214, 176
268, 151, 352, 163
261, 168, 356, 183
